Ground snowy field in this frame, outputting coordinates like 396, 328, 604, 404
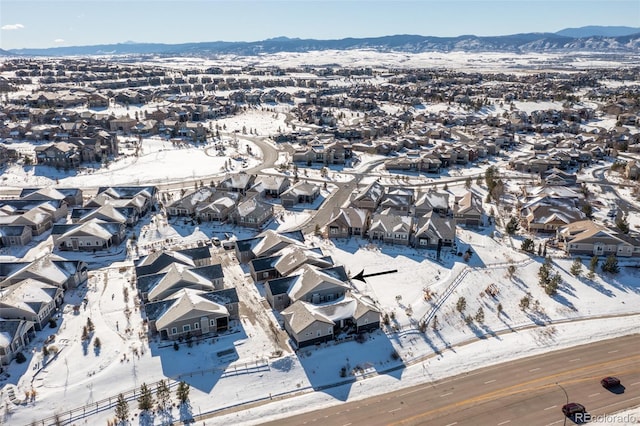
3, 222, 640, 425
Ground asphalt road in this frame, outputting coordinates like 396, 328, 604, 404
263, 334, 640, 426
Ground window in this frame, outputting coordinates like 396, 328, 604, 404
171, 327, 177, 335
194, 322, 199, 329
263, 272, 269, 278
183, 325, 191, 332
210, 319, 216, 326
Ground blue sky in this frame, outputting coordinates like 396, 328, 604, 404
1, 0, 639, 50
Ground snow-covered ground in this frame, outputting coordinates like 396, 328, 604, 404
2, 218, 640, 425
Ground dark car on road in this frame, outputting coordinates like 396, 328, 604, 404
601, 376, 621, 388
562, 402, 586, 417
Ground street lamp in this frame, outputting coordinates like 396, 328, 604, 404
556, 382, 569, 404
556, 382, 569, 426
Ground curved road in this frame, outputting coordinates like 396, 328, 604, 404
263, 334, 640, 426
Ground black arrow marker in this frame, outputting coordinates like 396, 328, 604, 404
351, 268, 398, 283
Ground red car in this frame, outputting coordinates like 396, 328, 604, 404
562, 402, 586, 417
601, 376, 621, 388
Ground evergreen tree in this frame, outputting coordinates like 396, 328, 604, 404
616, 216, 629, 234
465, 177, 472, 189
86, 317, 94, 332
156, 380, 171, 411
176, 381, 190, 405
475, 307, 485, 323
570, 257, 583, 277
505, 216, 519, 235
546, 272, 561, 295
521, 238, 534, 253
497, 303, 503, 316
93, 337, 101, 349
114, 393, 129, 425
137, 383, 153, 411
601, 254, 620, 274
589, 256, 599, 272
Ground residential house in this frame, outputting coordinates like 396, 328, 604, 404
71, 204, 128, 225
558, 220, 640, 257
20, 187, 83, 207
414, 190, 450, 217
0, 257, 88, 290
350, 181, 384, 211
414, 212, 456, 249
453, 190, 484, 227
281, 295, 380, 348
144, 288, 239, 340
218, 173, 255, 196
265, 264, 350, 311
523, 201, 585, 233
368, 211, 413, 245
229, 196, 273, 229
34, 142, 81, 168
625, 160, 639, 180
52, 219, 126, 251
325, 207, 370, 239
0, 225, 32, 247
252, 175, 291, 198
379, 187, 413, 214
167, 188, 215, 217
136, 263, 224, 302
233, 230, 306, 264
280, 181, 321, 208
0, 279, 64, 330
0, 319, 35, 365
195, 195, 237, 222
249, 245, 332, 283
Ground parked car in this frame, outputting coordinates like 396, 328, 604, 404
562, 402, 586, 417
601, 376, 621, 388
211, 237, 221, 247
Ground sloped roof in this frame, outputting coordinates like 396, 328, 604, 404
369, 213, 413, 233
281, 300, 334, 334
154, 289, 229, 331
328, 207, 368, 229
287, 264, 350, 302
147, 263, 218, 302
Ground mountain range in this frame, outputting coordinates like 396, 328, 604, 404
4, 26, 640, 57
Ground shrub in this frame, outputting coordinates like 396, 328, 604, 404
15, 352, 27, 364
48, 318, 57, 328
456, 297, 467, 313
